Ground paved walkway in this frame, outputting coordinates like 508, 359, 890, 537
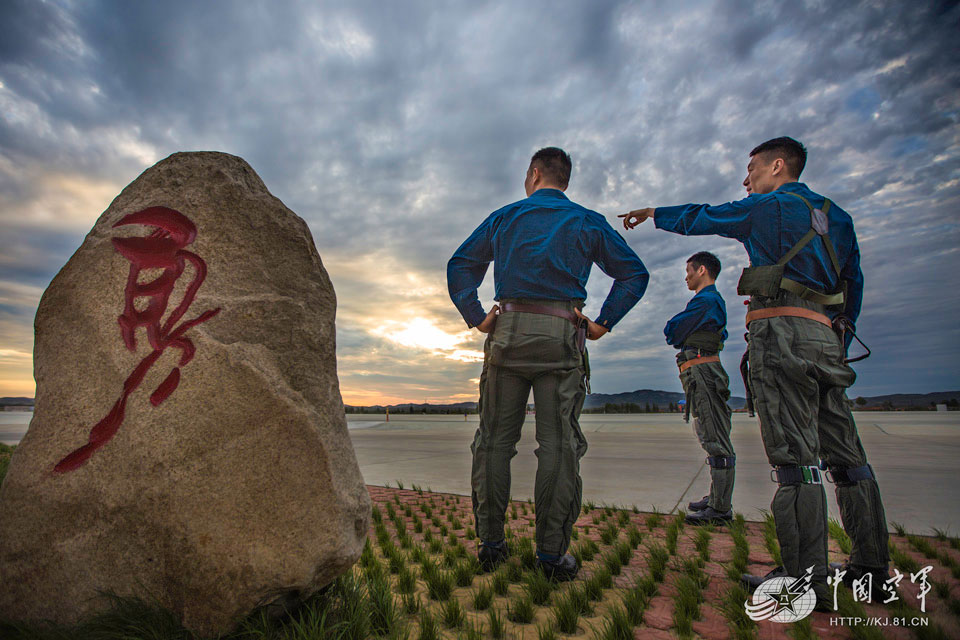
349, 411, 960, 534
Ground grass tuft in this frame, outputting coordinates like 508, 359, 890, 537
602, 550, 623, 576
646, 542, 670, 583
487, 606, 506, 639
472, 582, 494, 610
719, 583, 757, 639
537, 622, 558, 640
672, 573, 705, 638
453, 560, 475, 587
439, 598, 465, 629
600, 521, 620, 545
491, 568, 511, 596
621, 585, 649, 626
694, 527, 712, 562
553, 587, 582, 633
368, 573, 400, 637
523, 570, 554, 606
665, 515, 683, 555
504, 558, 524, 583
761, 509, 782, 565
828, 518, 853, 555
594, 603, 633, 640
416, 608, 438, 640
506, 595, 535, 624
402, 592, 421, 615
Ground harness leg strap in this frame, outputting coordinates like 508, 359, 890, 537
826, 464, 875, 486
770, 465, 823, 485
707, 456, 736, 469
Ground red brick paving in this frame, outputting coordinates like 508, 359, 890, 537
364, 485, 960, 639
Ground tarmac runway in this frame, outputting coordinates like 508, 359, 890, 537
348, 411, 960, 534
6, 410, 958, 533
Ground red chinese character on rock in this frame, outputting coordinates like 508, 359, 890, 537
54, 206, 221, 473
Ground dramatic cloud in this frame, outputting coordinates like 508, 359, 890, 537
1, 0, 957, 402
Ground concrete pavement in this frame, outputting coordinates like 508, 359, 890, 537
348, 411, 960, 534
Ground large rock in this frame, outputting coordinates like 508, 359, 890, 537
0, 152, 370, 635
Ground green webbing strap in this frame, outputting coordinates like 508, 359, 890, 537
777, 193, 844, 305
782, 193, 841, 279
777, 228, 818, 266
683, 330, 724, 352
779, 278, 845, 305
820, 200, 843, 279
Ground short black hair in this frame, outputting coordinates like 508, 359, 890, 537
529, 147, 572, 189
749, 137, 807, 178
688, 251, 721, 280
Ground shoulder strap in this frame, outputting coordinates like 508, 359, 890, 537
779, 193, 842, 278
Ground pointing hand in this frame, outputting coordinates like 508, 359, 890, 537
618, 208, 655, 230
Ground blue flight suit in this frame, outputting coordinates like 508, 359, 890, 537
663, 284, 729, 348
448, 188, 648, 557
666, 285, 735, 512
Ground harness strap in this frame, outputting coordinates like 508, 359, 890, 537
683, 330, 724, 353
826, 464, 875, 485
784, 195, 841, 276
779, 278, 845, 306
678, 355, 720, 373
500, 302, 578, 325
771, 465, 823, 485
745, 306, 832, 329
707, 455, 736, 469
775, 194, 845, 305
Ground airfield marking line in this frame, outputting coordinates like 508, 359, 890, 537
360, 453, 464, 467
669, 462, 707, 515
872, 422, 891, 435
866, 424, 960, 449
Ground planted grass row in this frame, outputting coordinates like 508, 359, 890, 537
1, 569, 408, 640
719, 514, 758, 639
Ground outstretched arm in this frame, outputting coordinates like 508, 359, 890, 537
620, 196, 762, 241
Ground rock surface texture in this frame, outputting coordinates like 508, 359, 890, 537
0, 152, 369, 635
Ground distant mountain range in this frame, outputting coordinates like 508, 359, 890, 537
584, 389, 747, 410
0, 397, 33, 407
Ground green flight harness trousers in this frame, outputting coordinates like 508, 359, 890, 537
470, 299, 588, 557
679, 352, 735, 512
747, 292, 889, 602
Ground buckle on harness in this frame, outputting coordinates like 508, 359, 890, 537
832, 314, 871, 364
770, 465, 822, 485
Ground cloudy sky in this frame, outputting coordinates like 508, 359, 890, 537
1, 0, 958, 405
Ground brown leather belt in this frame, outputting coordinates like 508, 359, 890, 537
678, 355, 720, 373
500, 302, 579, 326
745, 306, 831, 329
